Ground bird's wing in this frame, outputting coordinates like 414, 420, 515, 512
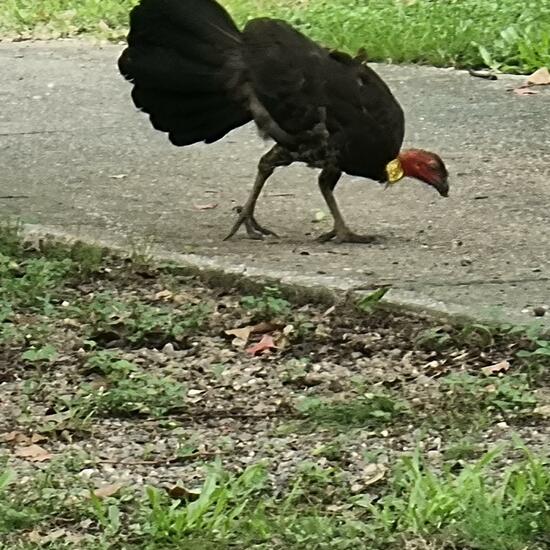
239, 19, 331, 144
239, 19, 404, 171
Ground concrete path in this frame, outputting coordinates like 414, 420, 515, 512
2, 41, 550, 324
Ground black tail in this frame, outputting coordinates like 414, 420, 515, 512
118, 0, 252, 146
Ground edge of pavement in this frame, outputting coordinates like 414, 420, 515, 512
20, 224, 550, 331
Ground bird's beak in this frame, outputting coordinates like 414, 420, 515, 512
434, 177, 449, 197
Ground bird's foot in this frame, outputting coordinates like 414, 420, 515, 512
224, 206, 279, 241
316, 227, 380, 244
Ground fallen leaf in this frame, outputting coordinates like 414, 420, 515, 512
246, 334, 276, 355
363, 463, 387, 486
93, 483, 124, 498
225, 326, 253, 342
225, 321, 283, 345
166, 484, 201, 501
283, 324, 294, 336
525, 67, 550, 86
154, 289, 173, 301
513, 87, 539, 96
15, 444, 52, 462
534, 404, 550, 418
481, 360, 510, 376
193, 203, 218, 210
3, 431, 27, 444
31, 433, 47, 444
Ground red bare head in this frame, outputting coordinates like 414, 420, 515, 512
398, 149, 449, 197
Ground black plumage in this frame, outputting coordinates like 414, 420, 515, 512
119, 0, 448, 242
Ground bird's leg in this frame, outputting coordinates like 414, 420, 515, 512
316, 168, 379, 244
224, 145, 292, 241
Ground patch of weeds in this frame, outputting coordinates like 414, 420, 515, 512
436, 373, 537, 429
442, 438, 483, 463
415, 323, 496, 352
280, 358, 310, 385
368, 445, 550, 550
0, 468, 40, 534
241, 286, 291, 321
78, 291, 209, 347
290, 461, 346, 504
0, 220, 24, 257
0, 454, 95, 541
312, 439, 345, 462
298, 393, 409, 430
21, 344, 58, 364
0, 254, 73, 313
64, 351, 187, 417
41, 239, 106, 278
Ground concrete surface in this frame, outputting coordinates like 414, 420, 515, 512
1, 41, 550, 325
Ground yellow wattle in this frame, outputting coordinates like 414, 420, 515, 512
385, 158, 405, 184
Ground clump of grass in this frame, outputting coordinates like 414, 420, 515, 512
298, 393, 409, 429
369, 446, 550, 550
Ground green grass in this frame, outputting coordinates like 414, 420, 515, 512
61, 351, 188, 418
2, 445, 549, 549
298, 393, 409, 430
1, 0, 549, 73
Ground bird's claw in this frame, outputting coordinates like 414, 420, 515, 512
224, 206, 279, 241
317, 227, 380, 244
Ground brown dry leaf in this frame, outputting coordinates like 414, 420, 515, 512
193, 203, 218, 210
246, 334, 277, 356
5, 431, 45, 445
226, 321, 281, 338
225, 326, 253, 342
481, 360, 510, 376
3, 431, 27, 444
154, 289, 174, 301
93, 483, 124, 498
166, 484, 201, 501
526, 67, 550, 86
15, 444, 52, 462
533, 404, 550, 418
363, 463, 387, 486
513, 87, 539, 96
225, 321, 282, 347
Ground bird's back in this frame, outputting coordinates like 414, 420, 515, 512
241, 18, 405, 179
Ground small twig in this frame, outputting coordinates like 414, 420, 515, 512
0, 195, 29, 199
95, 452, 218, 466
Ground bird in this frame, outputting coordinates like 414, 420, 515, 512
118, 0, 449, 244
